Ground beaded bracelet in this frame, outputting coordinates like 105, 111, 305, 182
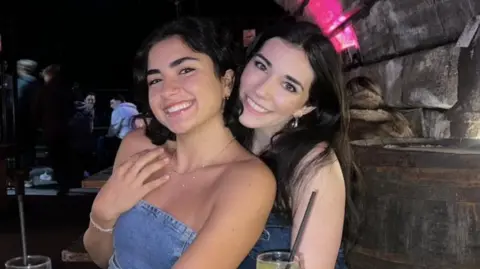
89, 213, 114, 233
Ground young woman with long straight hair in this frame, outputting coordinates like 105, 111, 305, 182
235, 19, 364, 269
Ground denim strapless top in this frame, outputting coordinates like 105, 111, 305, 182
238, 214, 347, 269
108, 200, 197, 269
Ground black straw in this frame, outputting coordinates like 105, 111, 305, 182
18, 194, 28, 265
288, 190, 318, 265
15, 170, 28, 265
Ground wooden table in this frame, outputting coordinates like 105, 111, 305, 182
81, 167, 112, 189
61, 236, 92, 263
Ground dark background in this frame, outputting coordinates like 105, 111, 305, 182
0, 0, 286, 89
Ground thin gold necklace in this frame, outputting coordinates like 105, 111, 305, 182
169, 136, 236, 185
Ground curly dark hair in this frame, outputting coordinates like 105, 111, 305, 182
132, 17, 243, 145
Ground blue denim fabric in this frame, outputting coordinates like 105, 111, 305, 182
108, 200, 197, 269
239, 214, 347, 269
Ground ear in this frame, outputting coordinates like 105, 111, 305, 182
221, 69, 235, 98
293, 105, 316, 118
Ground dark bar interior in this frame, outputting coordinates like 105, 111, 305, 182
1, 0, 480, 268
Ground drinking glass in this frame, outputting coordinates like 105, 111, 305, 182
5, 255, 52, 269
257, 251, 300, 269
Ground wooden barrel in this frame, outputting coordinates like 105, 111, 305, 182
349, 138, 480, 269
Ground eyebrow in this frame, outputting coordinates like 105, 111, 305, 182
256, 53, 272, 67
285, 75, 305, 91
146, 56, 199, 76
256, 53, 305, 91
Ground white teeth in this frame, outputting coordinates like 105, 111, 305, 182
165, 101, 193, 113
246, 97, 268, 113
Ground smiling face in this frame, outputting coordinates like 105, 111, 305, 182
85, 95, 96, 106
146, 36, 233, 135
239, 38, 316, 131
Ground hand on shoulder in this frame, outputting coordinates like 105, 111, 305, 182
114, 128, 158, 168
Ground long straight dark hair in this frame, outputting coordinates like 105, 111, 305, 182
234, 20, 364, 254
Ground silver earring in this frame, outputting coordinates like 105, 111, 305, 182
291, 117, 299, 128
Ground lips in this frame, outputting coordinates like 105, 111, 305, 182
244, 96, 270, 114
164, 100, 194, 116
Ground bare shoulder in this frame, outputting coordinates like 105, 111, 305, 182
294, 143, 345, 196
307, 146, 345, 193
114, 128, 162, 168
122, 128, 151, 145
291, 145, 346, 269
306, 143, 342, 175
219, 157, 276, 197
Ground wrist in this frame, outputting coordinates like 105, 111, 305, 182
90, 207, 118, 229
89, 212, 117, 233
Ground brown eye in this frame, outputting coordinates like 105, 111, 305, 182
282, 82, 297, 93
148, 79, 162, 86
179, 68, 195, 75
254, 60, 267, 71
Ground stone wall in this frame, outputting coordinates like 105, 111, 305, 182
343, 0, 480, 138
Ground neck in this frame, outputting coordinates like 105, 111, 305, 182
252, 125, 283, 155
175, 115, 234, 173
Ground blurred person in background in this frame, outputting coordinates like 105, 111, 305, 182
35, 64, 76, 195
70, 90, 96, 177
107, 94, 139, 140
17, 59, 38, 95
1, 60, 13, 91
16, 59, 41, 171
96, 95, 139, 170
85, 92, 96, 106
84, 92, 96, 131
72, 91, 95, 133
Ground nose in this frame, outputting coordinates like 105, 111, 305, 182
160, 77, 181, 96
253, 76, 276, 99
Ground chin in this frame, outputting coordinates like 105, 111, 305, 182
239, 114, 264, 129
164, 123, 194, 135
156, 114, 197, 136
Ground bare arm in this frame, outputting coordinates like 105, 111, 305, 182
82, 211, 114, 268
173, 161, 276, 269
292, 152, 345, 269
83, 129, 156, 268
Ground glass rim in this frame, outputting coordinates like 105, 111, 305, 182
5, 255, 51, 269
257, 251, 299, 264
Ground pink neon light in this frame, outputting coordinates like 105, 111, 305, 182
306, 0, 360, 51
